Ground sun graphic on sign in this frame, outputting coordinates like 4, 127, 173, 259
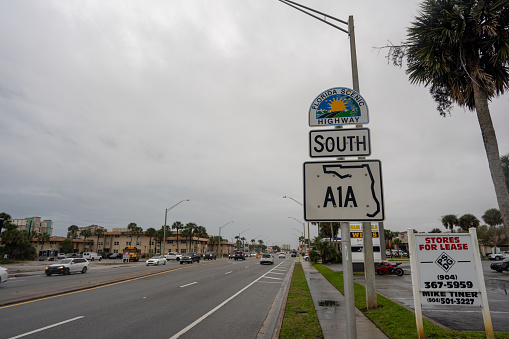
328, 97, 347, 112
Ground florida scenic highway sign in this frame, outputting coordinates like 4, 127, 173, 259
308, 87, 369, 127
303, 160, 384, 221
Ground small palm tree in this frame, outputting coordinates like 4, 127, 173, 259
94, 228, 104, 253
67, 225, 79, 239
441, 215, 458, 232
145, 228, 157, 254
80, 229, 92, 250
172, 221, 184, 254
458, 214, 480, 231
482, 208, 503, 252
36, 232, 50, 250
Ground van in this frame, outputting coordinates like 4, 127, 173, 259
82, 252, 102, 261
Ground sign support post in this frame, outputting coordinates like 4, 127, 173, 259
408, 229, 425, 339
341, 221, 356, 338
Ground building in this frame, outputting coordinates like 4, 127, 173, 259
281, 244, 291, 251
31, 229, 236, 257
9, 217, 53, 236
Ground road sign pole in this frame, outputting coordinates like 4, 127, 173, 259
341, 221, 356, 338
362, 221, 377, 310
408, 229, 425, 339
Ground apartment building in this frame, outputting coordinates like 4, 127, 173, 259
9, 217, 53, 236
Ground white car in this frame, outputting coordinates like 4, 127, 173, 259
488, 251, 509, 260
260, 253, 274, 265
165, 252, 182, 260
279, 252, 286, 258
0, 266, 8, 283
45, 258, 89, 276
146, 256, 167, 266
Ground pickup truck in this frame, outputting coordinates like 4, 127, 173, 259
180, 252, 200, 264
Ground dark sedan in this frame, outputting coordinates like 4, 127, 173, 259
109, 253, 122, 259
233, 251, 245, 261
204, 252, 217, 260
490, 257, 509, 272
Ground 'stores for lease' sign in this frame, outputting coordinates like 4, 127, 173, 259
408, 228, 493, 338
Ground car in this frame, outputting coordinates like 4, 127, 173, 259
0, 266, 8, 283
180, 252, 200, 264
165, 252, 178, 260
233, 251, 246, 261
291, 252, 297, 257
260, 253, 274, 265
109, 253, 122, 259
82, 252, 102, 261
65, 253, 82, 258
57, 253, 66, 259
45, 258, 89, 276
204, 252, 217, 260
488, 251, 509, 260
146, 256, 167, 266
490, 257, 509, 272
304, 255, 309, 261
279, 252, 286, 258
229, 252, 236, 259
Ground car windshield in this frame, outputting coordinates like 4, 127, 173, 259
151, 256, 161, 259
262, 254, 271, 258
56, 259, 72, 264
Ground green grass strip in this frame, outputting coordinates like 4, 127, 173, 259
280, 262, 323, 338
313, 264, 509, 339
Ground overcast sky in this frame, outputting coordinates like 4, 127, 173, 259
1, 1, 508, 249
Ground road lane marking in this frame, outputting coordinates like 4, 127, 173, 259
225, 271, 232, 275
169, 261, 287, 339
180, 282, 198, 288
8, 316, 84, 339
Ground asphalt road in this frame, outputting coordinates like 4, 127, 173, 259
348, 260, 509, 332
0, 257, 293, 339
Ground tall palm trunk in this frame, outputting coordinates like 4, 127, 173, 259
473, 84, 509, 236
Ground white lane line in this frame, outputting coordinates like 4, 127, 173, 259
8, 316, 84, 339
180, 282, 198, 288
263, 276, 283, 280
224, 271, 232, 275
169, 262, 286, 339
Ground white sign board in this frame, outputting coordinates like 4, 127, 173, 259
410, 232, 484, 306
309, 128, 371, 158
303, 160, 384, 221
309, 87, 369, 127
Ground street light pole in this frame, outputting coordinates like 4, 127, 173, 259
163, 199, 190, 255
218, 221, 234, 258
238, 229, 250, 251
283, 196, 311, 252
288, 216, 306, 252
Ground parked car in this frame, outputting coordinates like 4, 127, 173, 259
490, 257, 509, 272
109, 253, 122, 259
45, 258, 89, 276
180, 252, 200, 264
82, 252, 102, 261
260, 253, 274, 265
57, 253, 66, 259
66, 253, 82, 258
0, 266, 8, 283
488, 251, 509, 260
291, 252, 297, 257
279, 252, 286, 258
204, 252, 217, 260
233, 251, 246, 261
146, 256, 167, 266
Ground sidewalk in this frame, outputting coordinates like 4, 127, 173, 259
300, 259, 388, 339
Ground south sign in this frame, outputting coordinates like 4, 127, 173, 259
309, 87, 369, 127
309, 128, 371, 158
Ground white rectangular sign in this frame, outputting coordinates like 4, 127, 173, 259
412, 233, 482, 306
303, 160, 384, 221
309, 128, 371, 158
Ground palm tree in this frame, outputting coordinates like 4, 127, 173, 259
458, 214, 480, 231
386, 0, 509, 236
36, 232, 50, 249
127, 222, 137, 244
94, 228, 104, 253
80, 229, 92, 250
441, 215, 458, 232
154, 229, 165, 254
0, 212, 11, 234
172, 221, 184, 253
133, 226, 143, 247
145, 228, 157, 254
482, 208, 503, 252
67, 225, 79, 239
183, 223, 197, 251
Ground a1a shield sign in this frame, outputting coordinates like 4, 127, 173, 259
303, 160, 384, 221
